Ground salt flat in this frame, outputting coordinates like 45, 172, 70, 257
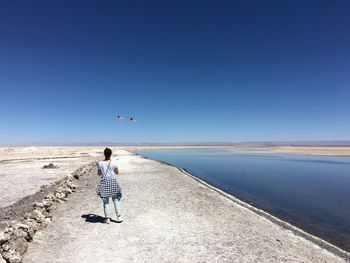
23, 150, 348, 263
0, 147, 102, 208
1, 145, 349, 209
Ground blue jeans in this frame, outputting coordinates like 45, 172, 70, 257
102, 197, 122, 218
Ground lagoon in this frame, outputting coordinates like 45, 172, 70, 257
136, 148, 350, 252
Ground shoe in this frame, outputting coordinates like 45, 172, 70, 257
103, 218, 110, 224
116, 216, 123, 223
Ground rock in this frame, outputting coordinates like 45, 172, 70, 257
55, 186, 67, 195
13, 238, 27, 255
0, 232, 10, 245
12, 228, 27, 240
2, 250, 22, 263
1, 241, 12, 252
42, 201, 52, 212
56, 186, 72, 195
45, 193, 59, 202
33, 202, 44, 209
15, 224, 28, 232
30, 210, 46, 223
3, 228, 14, 237
40, 209, 50, 218
44, 201, 52, 213
1, 236, 28, 255
24, 213, 31, 220
1, 161, 98, 263
55, 192, 66, 200
66, 181, 77, 191
25, 228, 35, 241
42, 163, 59, 169
14, 224, 32, 241
42, 200, 52, 208
25, 219, 39, 232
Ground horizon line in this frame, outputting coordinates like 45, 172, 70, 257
1, 140, 350, 147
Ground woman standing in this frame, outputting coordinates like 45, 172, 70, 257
96, 148, 123, 223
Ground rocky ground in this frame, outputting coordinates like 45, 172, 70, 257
0, 150, 346, 262
0, 147, 103, 208
0, 161, 97, 263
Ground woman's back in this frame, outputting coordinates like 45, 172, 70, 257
98, 160, 118, 179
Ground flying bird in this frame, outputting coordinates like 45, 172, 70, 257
115, 115, 138, 123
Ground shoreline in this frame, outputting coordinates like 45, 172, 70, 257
2, 146, 350, 158
147, 157, 350, 260
128, 146, 350, 156
136, 151, 350, 255
23, 151, 348, 262
180, 165, 350, 254
1, 150, 349, 262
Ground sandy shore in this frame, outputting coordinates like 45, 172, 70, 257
127, 145, 350, 156
2, 145, 350, 160
242, 146, 350, 156
19, 150, 348, 262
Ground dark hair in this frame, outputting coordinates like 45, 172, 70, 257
104, 148, 112, 160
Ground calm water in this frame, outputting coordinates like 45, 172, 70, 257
136, 148, 350, 251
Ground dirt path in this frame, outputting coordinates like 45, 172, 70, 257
23, 151, 347, 263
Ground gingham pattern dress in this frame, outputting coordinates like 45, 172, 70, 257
96, 161, 122, 200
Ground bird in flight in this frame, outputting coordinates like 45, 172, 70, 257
116, 115, 137, 123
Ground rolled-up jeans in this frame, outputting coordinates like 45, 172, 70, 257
102, 197, 122, 218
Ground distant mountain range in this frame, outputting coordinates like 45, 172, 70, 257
2, 141, 350, 147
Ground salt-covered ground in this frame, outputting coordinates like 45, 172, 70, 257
1, 147, 349, 262
0, 147, 104, 208
0, 146, 104, 160
23, 151, 348, 262
1, 145, 349, 209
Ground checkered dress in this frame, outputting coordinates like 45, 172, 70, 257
96, 161, 122, 200
96, 178, 122, 200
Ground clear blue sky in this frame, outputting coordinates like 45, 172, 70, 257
0, 0, 349, 144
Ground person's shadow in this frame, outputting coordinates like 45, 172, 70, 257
81, 214, 105, 223
81, 214, 119, 223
